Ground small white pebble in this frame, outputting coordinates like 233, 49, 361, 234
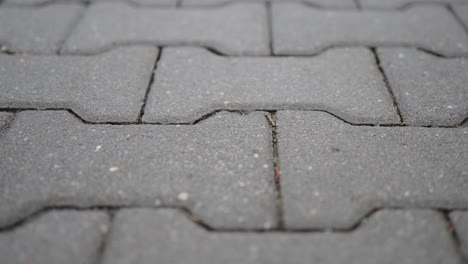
95, 145, 102, 152
109, 167, 119, 172
253, 153, 259, 158
447, 105, 454, 109
177, 192, 189, 201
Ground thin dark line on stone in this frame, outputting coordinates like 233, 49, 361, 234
447, 4, 468, 36
138, 49, 161, 123
266, 2, 274, 55
57, 2, 89, 55
93, 210, 115, 264
440, 210, 468, 264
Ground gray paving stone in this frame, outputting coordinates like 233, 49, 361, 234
450, 211, 468, 259
0, 112, 14, 135
0, 46, 157, 123
94, 0, 177, 7
0, 110, 275, 229
453, 4, 468, 28
0, 210, 109, 264
101, 208, 461, 264
182, 0, 355, 8
0, 4, 83, 54
1, 0, 83, 6
272, 3, 468, 56
62, 2, 268, 55
378, 48, 468, 126
277, 111, 468, 229
360, 0, 468, 9
143, 47, 399, 124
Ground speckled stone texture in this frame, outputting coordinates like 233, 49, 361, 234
143, 47, 399, 124
378, 48, 468, 126
101, 209, 460, 264
0, 110, 276, 229
62, 2, 269, 55
0, 46, 157, 123
272, 3, 468, 56
0, 211, 109, 264
277, 111, 468, 229
0, 4, 83, 54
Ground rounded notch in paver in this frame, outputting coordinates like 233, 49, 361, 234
0, 4, 84, 54
142, 47, 400, 124
0, 110, 276, 229
277, 110, 468, 229
378, 48, 468, 126
0, 210, 110, 264
272, 3, 468, 57
0, 46, 158, 123
62, 2, 269, 56
100, 208, 461, 264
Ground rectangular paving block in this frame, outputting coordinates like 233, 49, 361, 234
182, 0, 355, 8
0, 46, 157, 123
101, 209, 461, 264
360, 0, 468, 9
0, 110, 276, 229
143, 47, 399, 124
450, 211, 468, 259
277, 111, 468, 229
0, 210, 109, 264
272, 3, 468, 56
62, 2, 268, 55
0, 4, 83, 54
378, 48, 468, 126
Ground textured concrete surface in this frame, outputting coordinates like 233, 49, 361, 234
0, 111, 275, 229
0, 46, 157, 122
101, 209, 461, 264
450, 211, 468, 259
182, 0, 356, 8
0, 210, 109, 264
62, 2, 269, 55
378, 48, 468, 126
272, 4, 468, 56
143, 47, 399, 124
277, 111, 468, 229
0, 4, 83, 54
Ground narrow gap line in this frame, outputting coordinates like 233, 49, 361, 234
447, 4, 468, 36
354, 0, 362, 10
138, 49, 162, 123
370, 47, 405, 125
94, 210, 115, 264
266, 1, 274, 55
57, 2, 89, 55
440, 210, 468, 264
265, 111, 284, 228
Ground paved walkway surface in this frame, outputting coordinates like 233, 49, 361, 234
0, 0, 467, 263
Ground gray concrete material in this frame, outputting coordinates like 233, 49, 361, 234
182, 0, 355, 8
0, 46, 157, 123
101, 208, 461, 264
450, 211, 468, 259
0, 4, 83, 54
2, 0, 83, 6
378, 48, 468, 126
94, 0, 177, 7
271, 3, 468, 56
453, 4, 468, 28
360, 0, 468, 9
143, 47, 399, 124
0, 211, 109, 264
0, 110, 276, 229
62, 2, 269, 55
277, 111, 468, 229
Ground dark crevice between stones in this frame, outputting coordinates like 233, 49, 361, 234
447, 4, 468, 37
266, 2, 273, 55
264, 111, 284, 228
138, 49, 162, 123
354, 0, 361, 10
440, 210, 468, 264
93, 210, 115, 264
58, 2, 90, 55
370, 47, 405, 125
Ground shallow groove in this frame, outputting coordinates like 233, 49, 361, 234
57, 2, 90, 55
1, 108, 466, 128
448, 3, 468, 36
370, 47, 405, 125
138, 49, 162, 122
441, 210, 468, 264
93, 210, 114, 264
266, 2, 273, 55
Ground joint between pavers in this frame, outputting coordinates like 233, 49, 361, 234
138, 49, 162, 123
440, 210, 468, 264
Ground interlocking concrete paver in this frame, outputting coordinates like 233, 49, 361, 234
0, 211, 109, 264
0, 4, 83, 54
272, 3, 468, 56
182, 0, 355, 8
360, 0, 468, 9
0, 110, 275, 229
277, 111, 468, 229
453, 4, 468, 28
378, 48, 468, 126
0, 46, 157, 123
450, 211, 468, 259
143, 47, 399, 124
62, 2, 268, 55
101, 208, 461, 264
